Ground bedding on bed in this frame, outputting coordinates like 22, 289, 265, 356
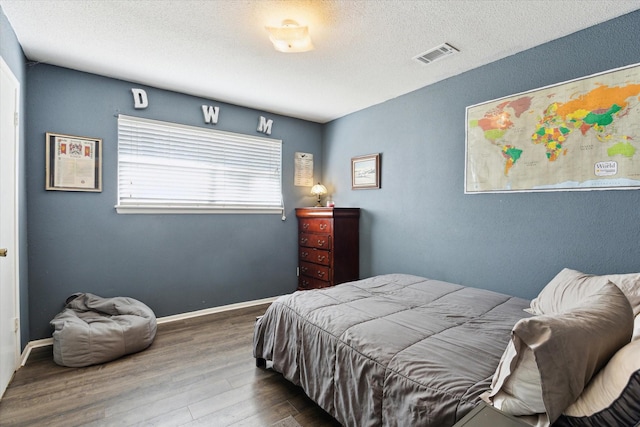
507, 268, 640, 427
489, 280, 633, 424
253, 273, 531, 426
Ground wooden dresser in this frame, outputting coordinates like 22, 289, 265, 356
295, 207, 360, 290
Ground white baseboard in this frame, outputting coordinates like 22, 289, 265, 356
19, 296, 279, 367
155, 296, 278, 324
20, 338, 54, 366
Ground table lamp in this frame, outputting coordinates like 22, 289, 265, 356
310, 182, 327, 207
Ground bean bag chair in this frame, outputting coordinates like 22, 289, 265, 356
50, 293, 157, 367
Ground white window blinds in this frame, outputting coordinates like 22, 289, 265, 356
116, 115, 282, 214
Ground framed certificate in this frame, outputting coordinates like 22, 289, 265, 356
45, 132, 102, 192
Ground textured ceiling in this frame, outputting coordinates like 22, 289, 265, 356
2, 0, 639, 123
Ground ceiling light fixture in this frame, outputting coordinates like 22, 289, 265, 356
265, 19, 314, 53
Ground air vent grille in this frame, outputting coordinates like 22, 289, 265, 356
414, 43, 459, 65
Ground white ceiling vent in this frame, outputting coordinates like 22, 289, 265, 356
413, 43, 459, 65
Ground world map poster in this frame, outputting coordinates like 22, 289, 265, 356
465, 63, 640, 193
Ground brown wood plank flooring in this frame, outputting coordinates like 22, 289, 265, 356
0, 303, 341, 427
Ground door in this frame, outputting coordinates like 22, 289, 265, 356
0, 57, 20, 399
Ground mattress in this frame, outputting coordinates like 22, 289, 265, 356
253, 273, 531, 426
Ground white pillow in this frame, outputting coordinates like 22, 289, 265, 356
490, 281, 633, 424
529, 268, 640, 316
564, 339, 640, 417
490, 341, 544, 415
607, 273, 640, 316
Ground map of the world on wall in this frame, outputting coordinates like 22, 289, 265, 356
465, 63, 640, 193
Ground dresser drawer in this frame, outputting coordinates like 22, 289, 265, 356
298, 275, 331, 290
299, 261, 330, 281
299, 248, 331, 266
299, 218, 332, 233
295, 207, 360, 291
299, 232, 331, 250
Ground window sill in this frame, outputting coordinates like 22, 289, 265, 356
115, 205, 284, 215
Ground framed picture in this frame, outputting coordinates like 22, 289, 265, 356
45, 132, 102, 192
465, 62, 640, 193
351, 153, 380, 189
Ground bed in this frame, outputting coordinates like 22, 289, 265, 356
253, 271, 640, 427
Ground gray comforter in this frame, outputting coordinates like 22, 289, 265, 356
253, 274, 530, 426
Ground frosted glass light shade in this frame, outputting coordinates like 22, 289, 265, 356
266, 19, 314, 53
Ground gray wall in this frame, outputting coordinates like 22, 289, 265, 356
26, 65, 323, 339
323, 10, 640, 299
0, 6, 29, 348
12, 8, 640, 342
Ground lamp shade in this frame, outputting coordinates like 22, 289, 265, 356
310, 182, 327, 207
310, 183, 327, 197
265, 19, 314, 53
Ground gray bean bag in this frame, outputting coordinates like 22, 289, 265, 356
50, 293, 157, 367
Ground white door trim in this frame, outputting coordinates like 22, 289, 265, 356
0, 55, 21, 398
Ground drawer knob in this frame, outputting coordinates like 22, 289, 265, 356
300, 237, 308, 244
301, 266, 308, 273
303, 223, 309, 229
317, 239, 325, 246
301, 251, 309, 258
317, 271, 325, 278
318, 255, 326, 262
319, 224, 327, 230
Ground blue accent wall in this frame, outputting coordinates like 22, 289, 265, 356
324, 10, 640, 299
26, 65, 323, 339
7, 8, 640, 342
1, 6, 29, 348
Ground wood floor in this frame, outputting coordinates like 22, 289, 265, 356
0, 303, 341, 427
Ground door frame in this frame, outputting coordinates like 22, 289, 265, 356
0, 55, 21, 398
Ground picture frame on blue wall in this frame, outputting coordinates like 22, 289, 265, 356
45, 132, 102, 192
465, 62, 640, 193
352, 153, 380, 189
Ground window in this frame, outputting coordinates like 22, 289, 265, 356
116, 115, 282, 214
